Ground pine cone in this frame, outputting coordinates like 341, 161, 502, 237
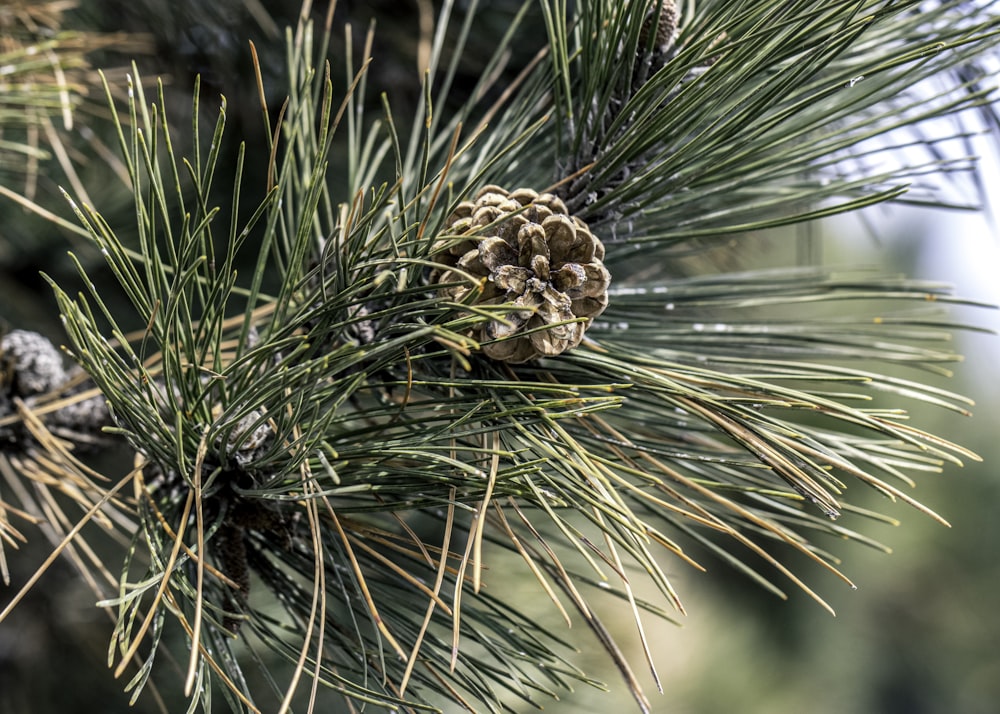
1, 330, 67, 397
435, 186, 610, 363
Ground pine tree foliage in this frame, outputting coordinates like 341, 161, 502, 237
2, 0, 1000, 712
0, 0, 149, 222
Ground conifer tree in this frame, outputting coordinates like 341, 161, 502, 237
2, 1, 999, 711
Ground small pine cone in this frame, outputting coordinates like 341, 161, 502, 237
224, 408, 274, 468
435, 186, 610, 363
640, 0, 679, 53
1, 330, 67, 396
213, 521, 250, 632
49, 374, 111, 433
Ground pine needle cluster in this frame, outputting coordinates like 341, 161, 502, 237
2, 1, 1000, 712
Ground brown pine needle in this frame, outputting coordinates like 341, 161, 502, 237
471, 432, 501, 594
114, 481, 195, 679
279, 471, 327, 714
0, 467, 135, 624
161, 590, 263, 714
508, 498, 594, 616
133, 476, 240, 590
32, 481, 118, 596
676, 395, 843, 518
600, 515, 663, 694
347, 534, 454, 613
328, 508, 407, 661
184, 436, 210, 697
451, 502, 473, 671
548, 567, 653, 714
385, 505, 435, 568
415, 122, 463, 245
592, 410, 856, 606
400, 487, 458, 696
306, 494, 333, 714
491, 503, 572, 628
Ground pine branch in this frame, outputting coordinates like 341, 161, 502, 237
1, 1, 998, 712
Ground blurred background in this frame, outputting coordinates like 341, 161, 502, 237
1, 1, 999, 712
